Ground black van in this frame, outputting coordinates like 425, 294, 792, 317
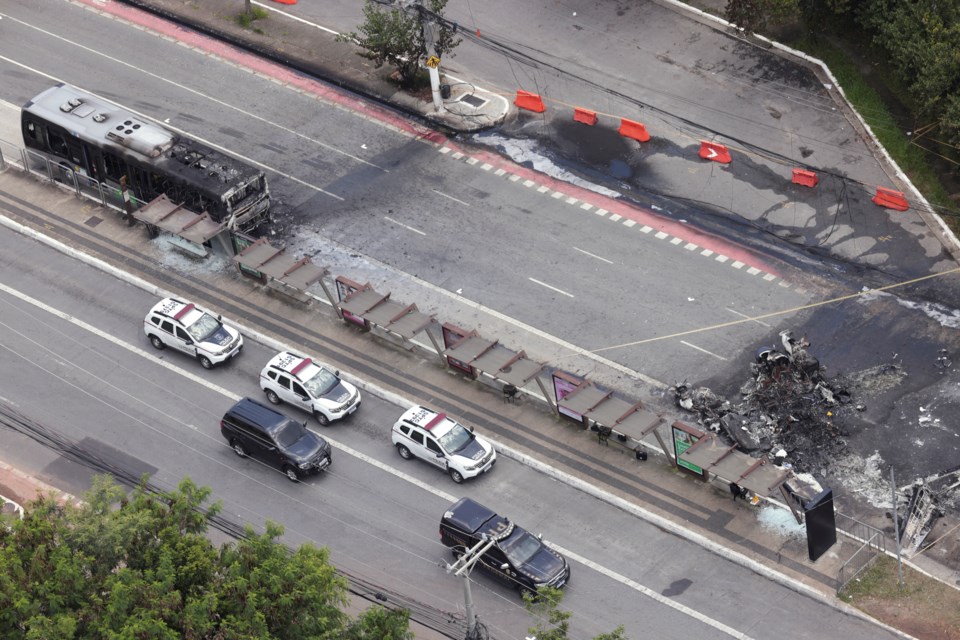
221, 397, 332, 482
439, 497, 570, 596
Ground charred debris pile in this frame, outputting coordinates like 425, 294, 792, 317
670, 330, 864, 475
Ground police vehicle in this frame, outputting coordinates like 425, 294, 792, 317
391, 405, 495, 484
143, 297, 243, 369
439, 497, 570, 596
259, 351, 361, 426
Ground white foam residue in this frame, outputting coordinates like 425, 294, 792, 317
895, 298, 960, 329
829, 451, 891, 508
472, 134, 621, 198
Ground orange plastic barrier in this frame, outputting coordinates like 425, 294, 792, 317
872, 187, 909, 211
792, 168, 818, 188
699, 141, 731, 163
514, 90, 546, 113
574, 107, 598, 126
618, 118, 650, 142
272, 0, 297, 4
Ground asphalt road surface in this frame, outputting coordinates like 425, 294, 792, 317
0, 214, 907, 640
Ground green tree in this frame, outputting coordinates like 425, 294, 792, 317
338, 0, 461, 87
344, 605, 414, 640
524, 587, 627, 640
0, 475, 412, 639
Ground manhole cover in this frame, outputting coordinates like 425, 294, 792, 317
459, 93, 487, 108
84, 216, 102, 227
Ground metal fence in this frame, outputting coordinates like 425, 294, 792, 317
835, 511, 890, 593
0, 137, 148, 217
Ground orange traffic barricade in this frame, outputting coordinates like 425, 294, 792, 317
514, 90, 546, 113
619, 118, 650, 142
699, 141, 731, 163
792, 169, 818, 188
574, 107, 598, 126
872, 187, 909, 211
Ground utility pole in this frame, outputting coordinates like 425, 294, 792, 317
890, 466, 904, 589
446, 537, 494, 640
419, 9, 445, 112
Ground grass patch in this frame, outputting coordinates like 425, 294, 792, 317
236, 6, 269, 29
840, 555, 960, 640
789, 37, 957, 231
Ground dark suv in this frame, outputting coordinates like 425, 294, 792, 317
221, 398, 332, 482
439, 497, 570, 596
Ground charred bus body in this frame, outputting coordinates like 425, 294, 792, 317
21, 83, 269, 230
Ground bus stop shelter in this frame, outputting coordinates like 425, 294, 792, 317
133, 194, 226, 256
232, 237, 331, 301
558, 382, 668, 458
444, 335, 548, 403
337, 285, 442, 355
678, 432, 795, 514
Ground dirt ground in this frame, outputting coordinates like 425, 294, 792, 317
841, 556, 960, 640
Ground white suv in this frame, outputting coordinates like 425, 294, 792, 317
144, 297, 243, 369
259, 351, 361, 426
391, 405, 496, 483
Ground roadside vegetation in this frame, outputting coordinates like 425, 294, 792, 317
0, 476, 413, 639
237, 4, 268, 30
337, 0, 461, 88
722, 0, 960, 234
839, 555, 960, 640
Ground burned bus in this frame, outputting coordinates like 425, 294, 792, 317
21, 83, 270, 229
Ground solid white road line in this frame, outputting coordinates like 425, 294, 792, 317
384, 216, 427, 236
679, 340, 728, 361
528, 277, 575, 298
573, 246, 614, 264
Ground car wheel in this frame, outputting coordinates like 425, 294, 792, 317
231, 440, 247, 457
149, 335, 165, 350
397, 444, 413, 460
315, 411, 330, 427
198, 355, 213, 370
449, 469, 465, 484
452, 545, 466, 559
519, 585, 538, 601
265, 389, 281, 405
283, 466, 300, 482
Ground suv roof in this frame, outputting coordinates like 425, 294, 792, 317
149, 297, 204, 326
265, 351, 324, 381
443, 497, 514, 540
224, 398, 288, 433
399, 405, 458, 438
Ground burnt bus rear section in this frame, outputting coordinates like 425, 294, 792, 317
21, 83, 270, 231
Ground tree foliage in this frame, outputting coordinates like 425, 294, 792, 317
338, 0, 461, 87
0, 475, 412, 639
524, 587, 627, 640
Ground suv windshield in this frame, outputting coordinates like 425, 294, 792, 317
304, 368, 338, 397
438, 423, 473, 453
501, 530, 541, 566
185, 312, 220, 342
276, 420, 307, 448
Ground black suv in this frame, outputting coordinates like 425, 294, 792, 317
439, 497, 570, 596
221, 398, 332, 482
